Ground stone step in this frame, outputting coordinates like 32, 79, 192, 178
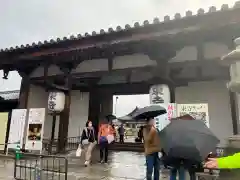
109, 143, 144, 152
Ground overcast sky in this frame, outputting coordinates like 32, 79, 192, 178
0, 0, 237, 114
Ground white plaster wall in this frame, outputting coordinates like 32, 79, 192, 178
169, 46, 197, 63
27, 86, 90, 139
113, 54, 157, 69
27, 85, 53, 139
73, 59, 108, 73
29, 42, 231, 78
176, 81, 233, 146
68, 91, 89, 137
204, 42, 230, 60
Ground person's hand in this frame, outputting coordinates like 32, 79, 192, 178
204, 158, 218, 169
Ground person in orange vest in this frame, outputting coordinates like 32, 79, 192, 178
98, 118, 115, 163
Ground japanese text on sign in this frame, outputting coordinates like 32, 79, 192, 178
167, 103, 176, 120
48, 92, 57, 111
151, 86, 164, 104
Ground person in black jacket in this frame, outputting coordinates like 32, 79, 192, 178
80, 121, 96, 167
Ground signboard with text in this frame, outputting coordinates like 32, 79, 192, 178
8, 109, 27, 149
25, 108, 45, 151
177, 103, 209, 127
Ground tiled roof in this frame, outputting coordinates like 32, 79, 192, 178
0, 2, 240, 53
0, 90, 20, 100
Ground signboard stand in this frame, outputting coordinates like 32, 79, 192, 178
25, 108, 45, 151
24, 108, 46, 180
7, 109, 27, 155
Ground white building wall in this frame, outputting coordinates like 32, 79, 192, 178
27, 85, 90, 139
68, 91, 89, 137
27, 85, 53, 139
176, 81, 233, 146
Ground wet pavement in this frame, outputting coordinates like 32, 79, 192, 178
0, 158, 15, 180
67, 151, 169, 180
0, 151, 170, 180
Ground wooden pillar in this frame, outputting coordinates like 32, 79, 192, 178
99, 92, 113, 119
169, 84, 176, 103
229, 91, 239, 135
57, 91, 71, 153
18, 76, 30, 109
88, 89, 101, 132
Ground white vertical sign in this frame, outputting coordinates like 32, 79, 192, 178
8, 109, 27, 149
149, 84, 170, 105
177, 104, 210, 127
149, 84, 171, 131
25, 108, 46, 151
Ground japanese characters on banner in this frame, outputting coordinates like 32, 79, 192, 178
167, 103, 177, 121
177, 104, 209, 128
8, 109, 27, 149
149, 84, 170, 104
25, 108, 46, 151
149, 84, 174, 131
0, 112, 9, 150
48, 92, 65, 112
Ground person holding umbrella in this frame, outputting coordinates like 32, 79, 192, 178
158, 114, 220, 180
166, 115, 199, 180
133, 104, 167, 180
143, 117, 162, 180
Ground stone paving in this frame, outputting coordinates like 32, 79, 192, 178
0, 151, 170, 180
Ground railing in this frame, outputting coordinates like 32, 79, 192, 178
14, 153, 68, 180
43, 137, 81, 155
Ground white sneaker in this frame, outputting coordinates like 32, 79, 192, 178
84, 161, 89, 167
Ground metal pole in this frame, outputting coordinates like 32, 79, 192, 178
50, 114, 57, 154
115, 97, 118, 115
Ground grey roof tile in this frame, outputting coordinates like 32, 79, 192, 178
0, 90, 20, 100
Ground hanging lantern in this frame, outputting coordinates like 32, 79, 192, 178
48, 92, 65, 112
149, 84, 170, 105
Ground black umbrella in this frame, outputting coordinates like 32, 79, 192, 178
132, 105, 167, 120
159, 119, 220, 162
105, 114, 117, 122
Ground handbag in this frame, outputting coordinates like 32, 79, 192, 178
76, 144, 82, 157
82, 128, 90, 145
107, 134, 114, 144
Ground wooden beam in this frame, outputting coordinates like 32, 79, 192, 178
18, 76, 30, 109
88, 90, 101, 132
30, 58, 226, 82
58, 91, 71, 153
31, 65, 155, 80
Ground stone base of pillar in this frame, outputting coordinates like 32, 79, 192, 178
228, 135, 240, 148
